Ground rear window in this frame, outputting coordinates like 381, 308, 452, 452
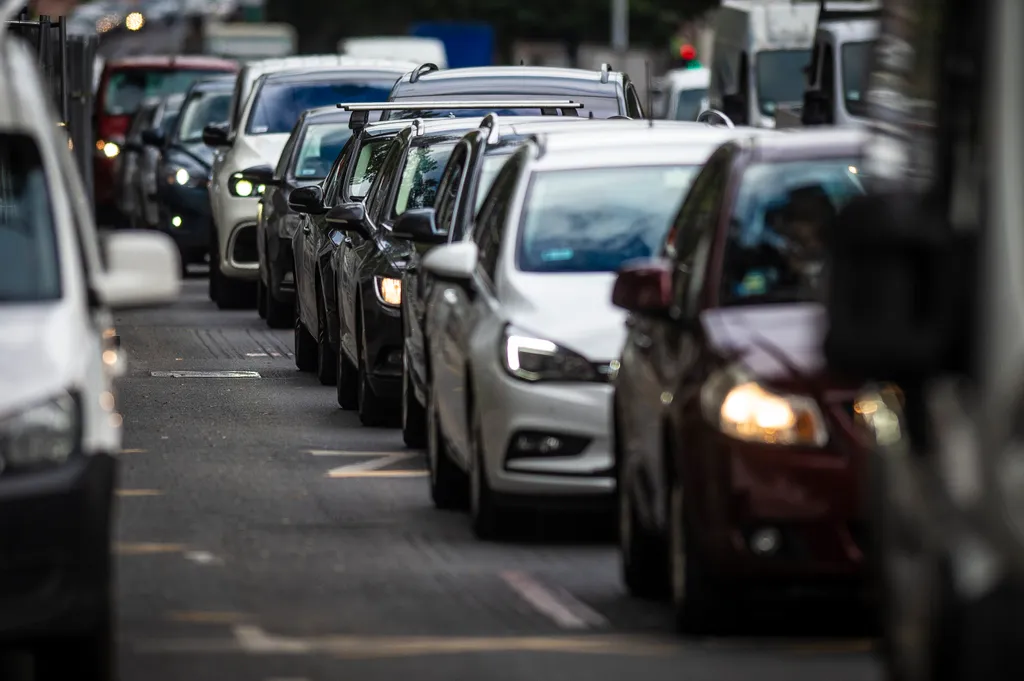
0, 135, 60, 302
246, 81, 394, 135
381, 94, 622, 121
103, 69, 232, 116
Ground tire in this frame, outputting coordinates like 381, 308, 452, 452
469, 407, 504, 540
426, 387, 467, 510
257, 277, 267, 319
619, 474, 669, 599
265, 268, 293, 329
401, 355, 427, 448
215, 272, 254, 310
293, 311, 317, 372
33, 609, 114, 681
315, 290, 337, 385
335, 341, 359, 409
356, 311, 395, 427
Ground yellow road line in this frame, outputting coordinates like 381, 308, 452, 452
119, 448, 147, 454
115, 543, 185, 555
116, 489, 163, 497
327, 470, 428, 479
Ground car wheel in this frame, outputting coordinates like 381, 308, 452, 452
620, 472, 669, 599
426, 387, 467, 510
257, 277, 267, 319
469, 406, 504, 540
357, 354, 390, 427
335, 340, 359, 409
265, 266, 293, 329
401, 355, 427, 448
293, 305, 317, 372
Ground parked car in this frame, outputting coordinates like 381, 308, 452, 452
153, 75, 236, 270
381, 64, 645, 120
204, 62, 413, 309
93, 54, 238, 225
611, 128, 869, 634
417, 124, 758, 537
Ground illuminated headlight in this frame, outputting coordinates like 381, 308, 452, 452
229, 174, 265, 198
852, 384, 905, 446
375, 276, 402, 306
96, 139, 120, 158
0, 393, 79, 469
501, 324, 601, 382
165, 164, 205, 188
701, 365, 828, 446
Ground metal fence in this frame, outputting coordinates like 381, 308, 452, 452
5, 9, 97, 197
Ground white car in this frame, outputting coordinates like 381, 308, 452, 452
0, 15, 180, 677
204, 57, 417, 309
420, 124, 771, 539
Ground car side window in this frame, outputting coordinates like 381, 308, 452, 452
323, 137, 354, 207
434, 144, 468, 236
665, 154, 719, 259
275, 122, 300, 180
625, 83, 644, 118
365, 141, 402, 224
474, 157, 520, 284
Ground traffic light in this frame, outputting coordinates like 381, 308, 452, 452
679, 44, 702, 69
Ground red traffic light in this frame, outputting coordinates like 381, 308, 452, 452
679, 44, 697, 61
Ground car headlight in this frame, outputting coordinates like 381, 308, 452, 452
229, 173, 265, 198
501, 324, 602, 382
0, 392, 80, 469
165, 163, 206, 188
700, 365, 828, 446
96, 139, 121, 158
375, 276, 402, 306
852, 384, 905, 446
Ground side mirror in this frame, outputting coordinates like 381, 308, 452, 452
238, 164, 277, 187
287, 185, 326, 214
824, 192, 972, 380
326, 202, 368, 236
421, 241, 477, 282
611, 258, 672, 315
141, 128, 165, 147
202, 123, 230, 148
97, 231, 181, 309
393, 208, 445, 245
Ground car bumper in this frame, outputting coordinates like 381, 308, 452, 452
159, 185, 213, 257
267, 232, 295, 301
0, 454, 115, 639
693, 428, 866, 583
475, 363, 615, 505
362, 294, 404, 401
213, 191, 261, 281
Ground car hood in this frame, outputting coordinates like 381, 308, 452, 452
700, 303, 851, 386
503, 272, 625, 361
0, 303, 80, 419
168, 141, 215, 169
241, 133, 291, 167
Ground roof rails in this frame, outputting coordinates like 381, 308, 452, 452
409, 62, 440, 83
600, 63, 612, 83
338, 100, 584, 131
696, 109, 735, 128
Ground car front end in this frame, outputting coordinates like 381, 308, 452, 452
158, 149, 214, 265
356, 260, 406, 403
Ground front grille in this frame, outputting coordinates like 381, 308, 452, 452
231, 224, 258, 264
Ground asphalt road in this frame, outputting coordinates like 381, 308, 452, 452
111, 275, 885, 681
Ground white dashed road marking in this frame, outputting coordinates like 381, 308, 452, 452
150, 370, 261, 378
500, 571, 608, 630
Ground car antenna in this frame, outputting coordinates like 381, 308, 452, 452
645, 60, 654, 128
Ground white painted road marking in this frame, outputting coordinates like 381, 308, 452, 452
500, 571, 608, 630
184, 550, 223, 566
306, 449, 404, 456
246, 352, 268, 357
151, 370, 261, 378
324, 451, 420, 478
235, 625, 312, 653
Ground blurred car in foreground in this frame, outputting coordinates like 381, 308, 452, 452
612, 128, 869, 634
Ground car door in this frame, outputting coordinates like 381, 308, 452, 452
436, 155, 519, 466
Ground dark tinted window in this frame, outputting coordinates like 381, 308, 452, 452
382, 94, 622, 121
392, 142, 457, 218
247, 81, 394, 135
755, 49, 812, 115
841, 41, 874, 116
175, 90, 231, 143
0, 135, 60, 302
104, 69, 231, 116
720, 159, 864, 305
292, 123, 352, 180
349, 138, 393, 199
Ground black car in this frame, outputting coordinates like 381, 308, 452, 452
288, 118, 413, 385
152, 75, 234, 268
381, 64, 645, 120
243, 106, 355, 328
322, 117, 494, 427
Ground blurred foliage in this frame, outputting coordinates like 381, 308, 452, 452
266, 0, 720, 54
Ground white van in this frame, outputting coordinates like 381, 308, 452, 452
655, 67, 710, 120
339, 36, 448, 69
707, 0, 819, 128
0, 13, 180, 678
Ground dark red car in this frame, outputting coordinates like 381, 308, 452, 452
610, 128, 872, 634
94, 55, 238, 224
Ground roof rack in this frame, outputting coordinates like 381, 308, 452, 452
600, 63, 612, 83
338, 100, 584, 131
409, 62, 440, 83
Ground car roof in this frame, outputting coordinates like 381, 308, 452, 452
191, 75, 237, 91
528, 139, 733, 172
531, 121, 778, 153
299, 107, 352, 126
243, 55, 417, 75
390, 65, 625, 97
260, 66, 405, 84
750, 127, 867, 162
106, 55, 238, 71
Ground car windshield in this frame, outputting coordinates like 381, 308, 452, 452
842, 41, 875, 117
348, 138, 392, 199
293, 123, 352, 180
674, 87, 708, 120
175, 90, 231, 143
0, 135, 60, 302
103, 69, 230, 116
246, 81, 394, 135
720, 159, 865, 306
476, 153, 512, 212
157, 102, 182, 136
755, 49, 812, 116
381, 95, 621, 121
393, 142, 457, 217
517, 165, 698, 273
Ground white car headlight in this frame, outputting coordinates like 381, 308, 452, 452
229, 173, 265, 198
0, 393, 79, 469
700, 365, 828, 447
501, 325, 603, 383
